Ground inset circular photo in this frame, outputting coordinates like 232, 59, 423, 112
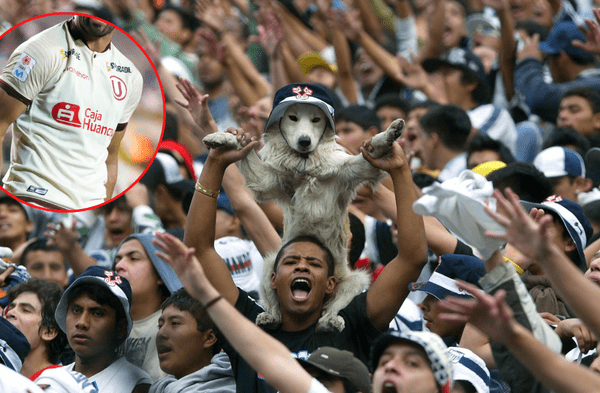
0, 12, 164, 212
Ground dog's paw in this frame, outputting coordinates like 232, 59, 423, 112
384, 118, 405, 144
203, 132, 241, 150
368, 118, 405, 157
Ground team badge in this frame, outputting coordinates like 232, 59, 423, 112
293, 86, 313, 100
110, 75, 127, 101
12, 52, 36, 82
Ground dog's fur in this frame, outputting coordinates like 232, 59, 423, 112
203, 103, 404, 332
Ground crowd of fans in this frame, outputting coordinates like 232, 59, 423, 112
1, 0, 600, 392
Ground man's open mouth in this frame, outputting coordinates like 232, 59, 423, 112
291, 278, 312, 301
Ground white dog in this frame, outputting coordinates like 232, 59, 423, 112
203, 84, 404, 331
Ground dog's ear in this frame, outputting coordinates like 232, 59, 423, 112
323, 122, 336, 142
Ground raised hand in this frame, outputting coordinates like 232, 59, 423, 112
485, 188, 554, 261
175, 78, 218, 134
439, 280, 518, 344
573, 8, 600, 55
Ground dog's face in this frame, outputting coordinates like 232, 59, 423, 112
279, 104, 329, 154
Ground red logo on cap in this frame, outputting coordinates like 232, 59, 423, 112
546, 195, 563, 203
293, 86, 313, 100
104, 271, 122, 287
22, 55, 31, 66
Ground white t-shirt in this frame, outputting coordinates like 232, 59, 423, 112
35, 366, 98, 393
214, 236, 264, 295
65, 357, 152, 393
0, 19, 143, 209
118, 309, 168, 382
308, 378, 332, 393
0, 364, 44, 393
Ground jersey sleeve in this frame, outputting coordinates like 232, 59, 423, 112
119, 68, 143, 124
0, 32, 62, 102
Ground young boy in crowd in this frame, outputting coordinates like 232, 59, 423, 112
53, 265, 152, 392
150, 288, 235, 393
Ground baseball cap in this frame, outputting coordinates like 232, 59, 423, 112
264, 83, 335, 134
533, 146, 585, 178
409, 254, 486, 300
298, 52, 338, 74
371, 330, 453, 390
0, 317, 30, 372
141, 152, 195, 195
117, 233, 183, 294
539, 21, 595, 62
216, 192, 234, 216
472, 161, 507, 177
298, 347, 371, 393
55, 266, 134, 335
521, 195, 593, 270
422, 47, 487, 84
466, 13, 501, 40
447, 347, 490, 393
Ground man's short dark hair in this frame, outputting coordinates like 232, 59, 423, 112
20, 238, 66, 269
67, 283, 128, 347
374, 94, 411, 118
409, 100, 440, 113
8, 279, 67, 364
466, 134, 515, 166
543, 127, 591, 157
274, 236, 335, 277
336, 105, 381, 133
160, 6, 201, 31
562, 86, 600, 114
486, 162, 554, 203
0, 196, 29, 221
420, 104, 472, 151
161, 289, 221, 354
99, 195, 132, 216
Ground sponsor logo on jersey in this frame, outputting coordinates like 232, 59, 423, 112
60, 48, 81, 60
109, 75, 127, 101
51, 102, 115, 137
63, 66, 89, 80
106, 61, 131, 73
27, 185, 48, 195
12, 52, 36, 82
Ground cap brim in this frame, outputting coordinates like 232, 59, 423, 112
409, 281, 472, 300
520, 200, 587, 269
55, 276, 133, 336
264, 98, 335, 134
538, 41, 560, 55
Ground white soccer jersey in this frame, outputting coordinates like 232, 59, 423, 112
0, 19, 143, 209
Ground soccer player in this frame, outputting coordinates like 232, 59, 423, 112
0, 14, 143, 210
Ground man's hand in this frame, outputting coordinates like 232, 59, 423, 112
175, 78, 218, 134
555, 318, 598, 354
485, 188, 554, 262
360, 141, 409, 173
439, 281, 518, 345
572, 8, 600, 55
516, 33, 543, 61
207, 128, 260, 168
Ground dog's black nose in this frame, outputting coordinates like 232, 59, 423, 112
298, 136, 311, 148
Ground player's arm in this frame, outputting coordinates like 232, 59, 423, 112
105, 125, 127, 201
0, 82, 28, 169
362, 142, 428, 331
